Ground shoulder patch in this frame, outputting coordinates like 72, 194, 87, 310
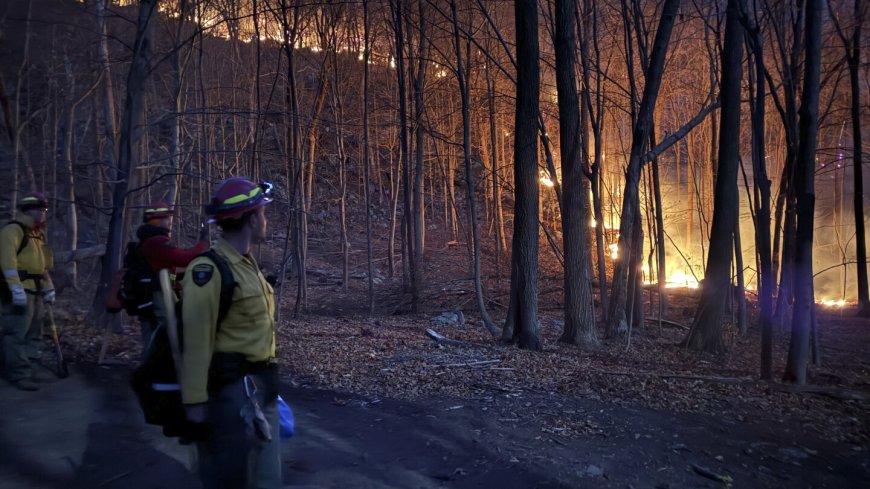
192, 264, 214, 286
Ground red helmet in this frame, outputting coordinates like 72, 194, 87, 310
143, 201, 174, 222
18, 191, 49, 211
206, 177, 273, 222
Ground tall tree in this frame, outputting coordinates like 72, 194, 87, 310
56, 59, 100, 290
411, 0, 428, 310
554, 0, 598, 348
683, 0, 744, 352
784, 0, 822, 384
830, 0, 869, 315
745, 6, 774, 379
606, 0, 680, 337
363, 0, 375, 313
276, 0, 305, 318
93, 0, 117, 222
450, 0, 498, 336
390, 0, 416, 309
90, 0, 158, 319
578, 0, 609, 321
502, 0, 542, 350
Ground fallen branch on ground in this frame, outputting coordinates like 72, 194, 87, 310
770, 383, 869, 402
690, 463, 733, 485
427, 359, 500, 368
644, 317, 689, 330
595, 369, 753, 384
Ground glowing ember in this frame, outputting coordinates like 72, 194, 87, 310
818, 298, 846, 308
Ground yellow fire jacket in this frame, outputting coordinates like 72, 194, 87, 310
180, 238, 276, 404
0, 215, 53, 291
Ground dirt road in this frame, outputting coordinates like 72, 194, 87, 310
0, 363, 866, 488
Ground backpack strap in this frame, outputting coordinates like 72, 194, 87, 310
196, 249, 236, 328
3, 221, 29, 255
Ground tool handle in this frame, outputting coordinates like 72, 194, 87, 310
159, 269, 183, 376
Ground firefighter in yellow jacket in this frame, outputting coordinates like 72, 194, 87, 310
1, 192, 54, 391
180, 177, 281, 488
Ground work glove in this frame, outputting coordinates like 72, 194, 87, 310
43, 288, 56, 304
10, 285, 27, 312
182, 403, 211, 443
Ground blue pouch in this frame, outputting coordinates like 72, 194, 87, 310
277, 395, 295, 439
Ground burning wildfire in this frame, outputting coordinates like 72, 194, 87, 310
818, 298, 846, 308
642, 268, 701, 290
665, 272, 700, 289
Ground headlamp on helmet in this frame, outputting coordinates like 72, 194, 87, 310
206, 178, 273, 222
143, 201, 174, 222
18, 192, 49, 212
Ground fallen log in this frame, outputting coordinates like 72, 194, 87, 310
425, 328, 473, 348
54, 244, 106, 264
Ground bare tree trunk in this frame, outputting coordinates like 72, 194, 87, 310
734, 219, 748, 334
363, 0, 375, 313
56, 60, 98, 290
578, 0, 608, 319
94, 0, 116, 230
606, 0, 680, 337
833, 0, 869, 314
411, 0, 428, 306
748, 21, 774, 379
630, 216, 644, 331
388, 149, 400, 278
683, 0, 744, 352
554, 0, 598, 348
484, 56, 504, 274
8, 0, 33, 219
450, 0, 498, 336
651, 157, 667, 316
57, 58, 79, 290
771, 171, 787, 290
502, 0, 541, 350
391, 0, 415, 308
849, 10, 869, 315
770, 3, 804, 327
329, 27, 350, 290
90, 0, 157, 320
166, 0, 189, 206
784, 0, 822, 385
277, 0, 304, 318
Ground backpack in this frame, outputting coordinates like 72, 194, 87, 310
117, 241, 157, 317
130, 249, 237, 440
0, 221, 30, 305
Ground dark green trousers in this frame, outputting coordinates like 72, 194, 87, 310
2, 294, 44, 382
197, 374, 282, 489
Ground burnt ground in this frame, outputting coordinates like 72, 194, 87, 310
0, 359, 867, 489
